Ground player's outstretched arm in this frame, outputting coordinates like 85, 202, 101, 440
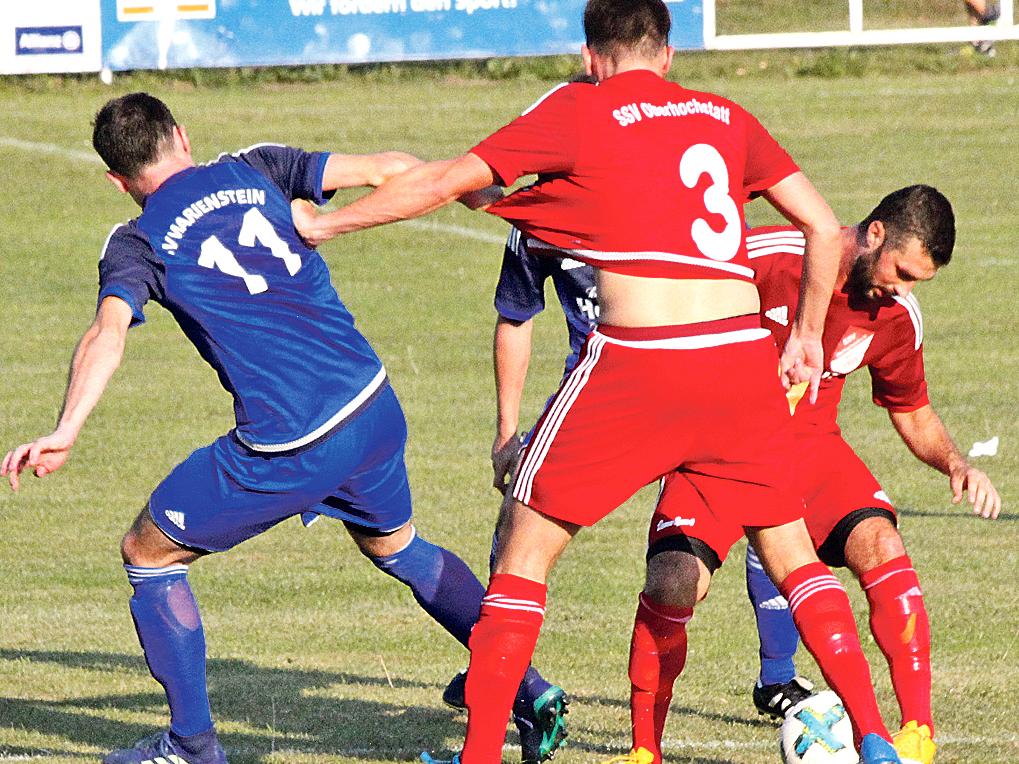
492, 315, 533, 493
762, 172, 842, 402
292, 153, 495, 247
889, 405, 1002, 519
321, 151, 423, 191
1, 296, 132, 491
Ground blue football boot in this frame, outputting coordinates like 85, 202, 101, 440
860, 732, 903, 764
420, 752, 460, 764
103, 728, 226, 764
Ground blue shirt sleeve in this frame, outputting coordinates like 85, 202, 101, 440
493, 228, 550, 322
220, 144, 331, 204
97, 223, 163, 326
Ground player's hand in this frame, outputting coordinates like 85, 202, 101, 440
780, 332, 824, 405
1, 430, 75, 492
491, 433, 523, 494
291, 199, 326, 248
949, 463, 1001, 519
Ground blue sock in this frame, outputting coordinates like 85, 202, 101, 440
369, 529, 553, 712
367, 529, 485, 647
745, 545, 800, 686
125, 565, 214, 737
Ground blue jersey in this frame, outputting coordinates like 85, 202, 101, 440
98, 144, 386, 453
493, 227, 598, 376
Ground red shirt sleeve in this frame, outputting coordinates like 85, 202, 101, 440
869, 320, 930, 412
742, 111, 799, 198
470, 83, 580, 187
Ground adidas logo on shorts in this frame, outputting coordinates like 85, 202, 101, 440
164, 510, 186, 530
765, 305, 789, 326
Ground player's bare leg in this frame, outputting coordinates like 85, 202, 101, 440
844, 517, 936, 764
462, 500, 577, 764
440, 482, 571, 764
623, 550, 710, 763
111, 507, 224, 764
748, 520, 897, 758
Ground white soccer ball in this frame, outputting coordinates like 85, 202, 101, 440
779, 690, 859, 764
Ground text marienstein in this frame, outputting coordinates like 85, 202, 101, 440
161, 188, 267, 253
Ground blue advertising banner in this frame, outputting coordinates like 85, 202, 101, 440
100, 0, 703, 72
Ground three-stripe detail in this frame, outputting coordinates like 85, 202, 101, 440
140, 755, 188, 764
124, 564, 190, 585
745, 229, 805, 259
786, 572, 845, 616
892, 293, 924, 350
481, 593, 546, 617
861, 566, 918, 592
514, 334, 607, 505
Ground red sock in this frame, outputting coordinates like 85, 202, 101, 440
861, 555, 932, 734
779, 562, 889, 746
628, 593, 692, 762
463, 574, 546, 764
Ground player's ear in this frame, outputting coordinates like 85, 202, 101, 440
660, 45, 675, 76
866, 220, 886, 251
105, 171, 130, 194
581, 44, 594, 76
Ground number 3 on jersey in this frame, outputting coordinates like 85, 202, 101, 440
679, 143, 741, 262
198, 207, 302, 294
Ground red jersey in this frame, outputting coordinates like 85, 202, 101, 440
749, 226, 929, 435
471, 71, 799, 282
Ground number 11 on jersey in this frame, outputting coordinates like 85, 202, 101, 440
198, 207, 303, 294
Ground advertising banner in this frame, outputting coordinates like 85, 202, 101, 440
2, 0, 102, 74
100, 0, 703, 72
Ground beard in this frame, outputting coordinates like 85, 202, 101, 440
845, 249, 881, 304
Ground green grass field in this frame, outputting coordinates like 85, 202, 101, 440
1, 46, 1018, 764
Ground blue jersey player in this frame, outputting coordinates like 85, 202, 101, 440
1, 93, 566, 764
442, 224, 813, 721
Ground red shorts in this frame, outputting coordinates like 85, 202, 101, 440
797, 431, 896, 550
512, 316, 802, 529
649, 430, 895, 564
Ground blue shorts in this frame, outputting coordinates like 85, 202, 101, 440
148, 384, 412, 552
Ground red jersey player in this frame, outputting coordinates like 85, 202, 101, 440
633, 186, 1001, 764
292, 2, 903, 762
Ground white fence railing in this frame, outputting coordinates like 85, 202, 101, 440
703, 0, 1018, 50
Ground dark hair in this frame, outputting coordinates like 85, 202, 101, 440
861, 185, 955, 266
584, 0, 671, 61
92, 92, 178, 178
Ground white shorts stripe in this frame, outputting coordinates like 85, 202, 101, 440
514, 334, 606, 505
861, 566, 916, 591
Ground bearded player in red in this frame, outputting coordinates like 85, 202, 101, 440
624, 185, 1001, 764
292, 1, 905, 761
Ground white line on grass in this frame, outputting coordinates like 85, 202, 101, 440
0, 135, 506, 247
0, 137, 103, 165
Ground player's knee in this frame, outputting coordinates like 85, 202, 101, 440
845, 515, 905, 575
644, 550, 710, 608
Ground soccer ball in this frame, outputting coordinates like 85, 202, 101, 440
779, 690, 859, 764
